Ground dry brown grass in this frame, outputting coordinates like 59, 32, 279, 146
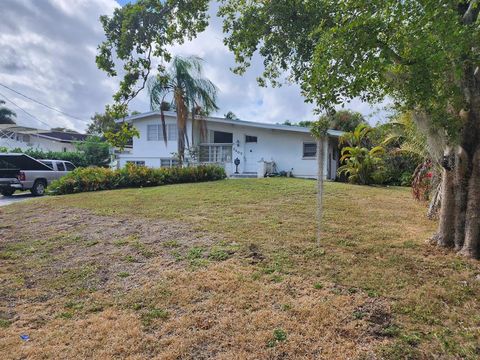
1, 178, 479, 359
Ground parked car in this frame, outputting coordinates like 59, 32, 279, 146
0, 153, 76, 196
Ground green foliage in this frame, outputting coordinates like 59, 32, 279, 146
7, 139, 110, 168
75, 136, 110, 167
219, 1, 478, 142
327, 110, 367, 132
148, 55, 218, 162
10, 148, 89, 167
0, 100, 16, 124
310, 117, 330, 139
224, 111, 238, 120
96, 0, 209, 107
104, 122, 139, 151
86, 111, 116, 136
338, 124, 385, 185
47, 163, 227, 195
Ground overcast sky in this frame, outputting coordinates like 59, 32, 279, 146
0, 0, 389, 132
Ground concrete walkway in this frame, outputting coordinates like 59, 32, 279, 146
0, 192, 37, 207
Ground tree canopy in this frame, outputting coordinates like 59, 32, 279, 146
0, 100, 16, 124
96, 0, 210, 117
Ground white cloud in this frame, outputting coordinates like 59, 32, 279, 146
0, 0, 388, 133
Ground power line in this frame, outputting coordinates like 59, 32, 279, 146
0, 91, 52, 129
0, 83, 89, 123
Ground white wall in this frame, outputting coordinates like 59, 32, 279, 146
204, 122, 327, 178
117, 114, 338, 179
117, 114, 190, 168
0, 134, 77, 152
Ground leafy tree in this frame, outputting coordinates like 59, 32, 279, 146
219, 1, 480, 258
86, 112, 116, 136
148, 56, 218, 163
50, 127, 78, 133
326, 110, 367, 132
76, 136, 111, 167
96, 0, 209, 117
0, 100, 16, 124
225, 111, 238, 120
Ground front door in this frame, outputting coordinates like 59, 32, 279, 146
244, 135, 258, 173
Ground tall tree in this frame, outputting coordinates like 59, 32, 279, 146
219, 1, 480, 259
326, 110, 367, 133
148, 56, 218, 163
0, 100, 16, 125
96, 0, 210, 122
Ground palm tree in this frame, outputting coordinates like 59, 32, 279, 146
148, 56, 218, 163
0, 100, 16, 124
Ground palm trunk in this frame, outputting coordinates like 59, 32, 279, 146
316, 137, 326, 246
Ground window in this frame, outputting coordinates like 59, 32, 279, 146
126, 160, 145, 166
168, 124, 177, 141
303, 142, 317, 158
160, 158, 179, 168
213, 131, 233, 144
56, 162, 66, 171
41, 161, 53, 169
147, 124, 177, 141
245, 135, 258, 143
65, 162, 76, 171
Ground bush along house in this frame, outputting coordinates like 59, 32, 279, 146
115, 111, 343, 179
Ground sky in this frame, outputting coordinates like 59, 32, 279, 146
0, 0, 390, 133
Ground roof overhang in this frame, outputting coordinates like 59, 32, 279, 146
116, 111, 344, 137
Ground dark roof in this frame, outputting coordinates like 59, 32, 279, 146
38, 131, 88, 143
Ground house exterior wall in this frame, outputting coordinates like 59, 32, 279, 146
0, 134, 77, 152
116, 113, 340, 180
117, 114, 193, 168
202, 121, 326, 178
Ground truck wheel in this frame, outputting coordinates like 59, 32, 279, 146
31, 180, 46, 196
1, 188, 15, 197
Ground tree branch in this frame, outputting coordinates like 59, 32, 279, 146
463, 0, 480, 25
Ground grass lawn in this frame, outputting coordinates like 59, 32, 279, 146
1, 178, 479, 359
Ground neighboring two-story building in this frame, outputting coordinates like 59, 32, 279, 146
115, 111, 342, 179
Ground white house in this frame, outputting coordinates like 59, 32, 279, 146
0, 125, 88, 153
115, 111, 343, 179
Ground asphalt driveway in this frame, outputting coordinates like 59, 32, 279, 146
0, 192, 37, 207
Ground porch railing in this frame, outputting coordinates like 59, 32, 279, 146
198, 143, 233, 163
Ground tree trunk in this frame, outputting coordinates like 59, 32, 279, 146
453, 146, 469, 250
435, 147, 456, 248
459, 148, 480, 258
316, 137, 325, 246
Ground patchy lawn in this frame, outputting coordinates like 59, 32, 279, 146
1, 178, 479, 359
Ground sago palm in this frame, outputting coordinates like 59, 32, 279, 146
148, 56, 218, 163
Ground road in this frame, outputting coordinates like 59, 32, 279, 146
0, 192, 37, 207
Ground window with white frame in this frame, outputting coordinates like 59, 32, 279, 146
126, 160, 146, 166
160, 158, 179, 168
147, 124, 177, 141
303, 142, 317, 158
168, 124, 177, 140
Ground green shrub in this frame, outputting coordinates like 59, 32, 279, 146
48, 163, 227, 195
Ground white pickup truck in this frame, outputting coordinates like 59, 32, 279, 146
0, 153, 76, 196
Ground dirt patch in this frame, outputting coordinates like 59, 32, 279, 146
1, 202, 393, 359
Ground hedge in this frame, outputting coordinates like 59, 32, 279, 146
47, 163, 227, 195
